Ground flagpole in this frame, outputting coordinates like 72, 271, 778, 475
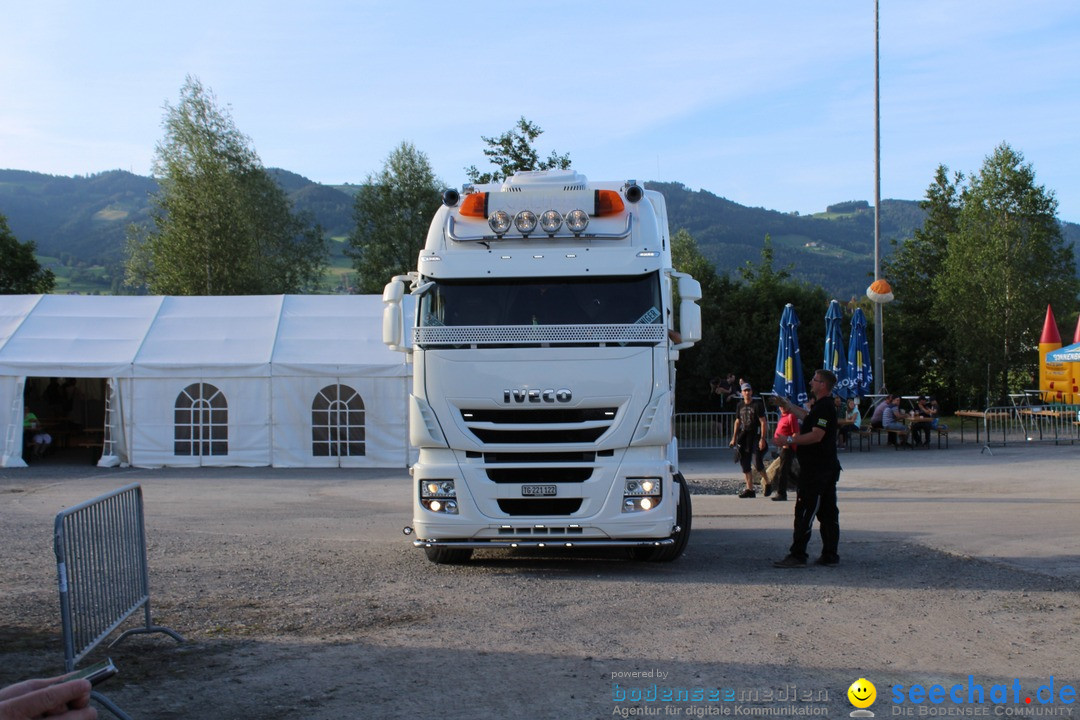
873, 0, 885, 394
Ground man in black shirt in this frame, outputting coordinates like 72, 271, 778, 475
772, 369, 842, 568
729, 382, 770, 498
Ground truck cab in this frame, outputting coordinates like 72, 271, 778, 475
383, 170, 701, 563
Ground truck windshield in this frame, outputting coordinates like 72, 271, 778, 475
420, 274, 662, 327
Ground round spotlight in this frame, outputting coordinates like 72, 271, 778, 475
539, 210, 563, 234
514, 210, 538, 234
442, 188, 460, 207
624, 184, 644, 203
640, 498, 654, 510
565, 209, 589, 234
488, 210, 511, 235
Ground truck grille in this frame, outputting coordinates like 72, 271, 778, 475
481, 451, 596, 484
497, 499, 583, 515
486, 467, 593, 483
460, 408, 617, 446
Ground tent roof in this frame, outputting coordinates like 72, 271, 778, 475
272, 295, 403, 376
0, 295, 407, 378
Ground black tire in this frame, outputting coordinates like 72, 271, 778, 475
423, 546, 474, 564
630, 472, 692, 562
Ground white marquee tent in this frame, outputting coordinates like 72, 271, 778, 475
0, 295, 412, 469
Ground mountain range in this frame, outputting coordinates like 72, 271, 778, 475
1, 168, 1077, 299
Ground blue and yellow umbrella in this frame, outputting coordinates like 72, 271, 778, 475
825, 299, 850, 398
846, 307, 872, 397
773, 303, 807, 405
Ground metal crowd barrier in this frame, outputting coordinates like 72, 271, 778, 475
54, 483, 183, 720
977, 404, 1080, 453
674, 410, 781, 450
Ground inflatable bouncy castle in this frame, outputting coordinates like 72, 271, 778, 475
1040, 305, 1072, 402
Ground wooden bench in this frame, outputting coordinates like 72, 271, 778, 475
71, 435, 104, 463
886, 428, 911, 449
936, 426, 950, 449
854, 426, 874, 451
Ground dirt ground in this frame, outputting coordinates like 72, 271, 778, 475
1, 443, 1079, 720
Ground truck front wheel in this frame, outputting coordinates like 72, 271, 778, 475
630, 472, 692, 562
423, 546, 474, 564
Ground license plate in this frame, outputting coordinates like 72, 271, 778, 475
521, 484, 557, 497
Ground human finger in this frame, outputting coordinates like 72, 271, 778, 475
12, 679, 92, 718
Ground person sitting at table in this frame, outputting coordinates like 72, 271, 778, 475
911, 395, 936, 446
869, 394, 892, 429
23, 408, 52, 459
881, 395, 912, 448
839, 397, 861, 448
927, 396, 947, 430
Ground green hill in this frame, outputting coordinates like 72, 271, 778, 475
651, 181, 927, 300
2, 169, 1076, 297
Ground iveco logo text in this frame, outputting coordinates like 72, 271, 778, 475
503, 388, 573, 404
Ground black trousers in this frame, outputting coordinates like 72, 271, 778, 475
789, 466, 840, 560
774, 448, 796, 496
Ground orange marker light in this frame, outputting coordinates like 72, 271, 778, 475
594, 190, 625, 217
459, 193, 488, 218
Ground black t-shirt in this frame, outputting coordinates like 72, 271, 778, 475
736, 400, 765, 442
795, 395, 838, 471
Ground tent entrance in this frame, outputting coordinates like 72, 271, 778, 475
22, 377, 108, 465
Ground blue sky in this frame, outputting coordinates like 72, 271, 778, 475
2, 1, 1079, 221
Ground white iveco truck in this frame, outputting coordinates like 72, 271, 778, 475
382, 170, 701, 564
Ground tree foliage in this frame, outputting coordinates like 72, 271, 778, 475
464, 117, 571, 184
885, 144, 1078, 407
346, 142, 443, 293
0, 212, 55, 294
882, 165, 962, 400
673, 231, 829, 410
125, 76, 326, 295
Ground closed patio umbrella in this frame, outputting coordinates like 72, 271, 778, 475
846, 307, 872, 398
773, 303, 807, 405
824, 299, 850, 398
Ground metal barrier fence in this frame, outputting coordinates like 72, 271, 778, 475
54, 483, 183, 719
978, 404, 1080, 452
674, 411, 780, 449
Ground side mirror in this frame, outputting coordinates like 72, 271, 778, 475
677, 276, 702, 345
382, 281, 404, 350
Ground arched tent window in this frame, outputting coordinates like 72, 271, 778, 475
174, 383, 228, 456
312, 384, 365, 457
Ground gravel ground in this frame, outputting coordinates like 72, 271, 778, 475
1, 451, 1078, 720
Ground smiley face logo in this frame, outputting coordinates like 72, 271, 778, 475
848, 678, 877, 709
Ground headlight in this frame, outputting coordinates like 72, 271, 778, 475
514, 210, 538, 234
420, 479, 459, 514
488, 210, 512, 235
565, 209, 589, 234
423, 481, 455, 497
623, 477, 662, 513
539, 210, 563, 234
